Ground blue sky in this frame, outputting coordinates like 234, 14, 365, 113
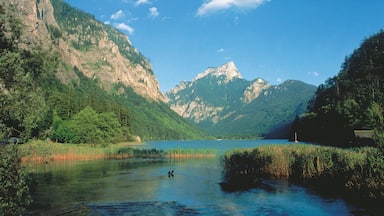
64, 0, 384, 92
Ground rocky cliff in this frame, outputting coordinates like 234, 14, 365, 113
3, 0, 165, 101
166, 62, 317, 138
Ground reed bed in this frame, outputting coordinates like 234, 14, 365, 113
223, 144, 384, 203
19, 141, 119, 163
165, 148, 216, 159
18, 141, 217, 164
114, 147, 216, 159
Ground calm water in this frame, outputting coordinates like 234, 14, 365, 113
26, 140, 366, 215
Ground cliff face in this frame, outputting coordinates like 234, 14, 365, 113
4, 0, 165, 102
166, 62, 272, 123
166, 62, 317, 138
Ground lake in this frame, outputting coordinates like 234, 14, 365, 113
26, 140, 367, 215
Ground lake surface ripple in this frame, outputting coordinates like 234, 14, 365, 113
26, 140, 371, 215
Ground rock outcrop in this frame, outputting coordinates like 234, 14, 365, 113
166, 62, 317, 137
4, 0, 165, 101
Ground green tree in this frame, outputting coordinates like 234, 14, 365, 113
0, 6, 52, 139
367, 103, 384, 151
52, 107, 124, 144
339, 99, 360, 128
71, 106, 103, 144
0, 145, 32, 216
365, 102, 384, 129
297, 30, 384, 146
51, 114, 77, 143
98, 112, 122, 144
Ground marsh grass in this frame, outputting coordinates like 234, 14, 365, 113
166, 148, 216, 159
18, 141, 217, 164
115, 147, 216, 159
223, 144, 384, 203
19, 140, 120, 163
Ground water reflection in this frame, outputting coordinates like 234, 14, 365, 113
27, 158, 359, 215
26, 140, 366, 215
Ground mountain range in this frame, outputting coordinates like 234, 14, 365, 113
1, 0, 317, 140
166, 62, 317, 138
0, 0, 205, 140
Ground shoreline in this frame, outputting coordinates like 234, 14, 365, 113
19, 140, 216, 164
222, 144, 384, 208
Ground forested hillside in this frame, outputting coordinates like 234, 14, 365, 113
0, 1, 207, 143
291, 30, 384, 147
166, 62, 316, 139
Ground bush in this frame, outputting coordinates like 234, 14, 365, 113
51, 107, 122, 144
0, 144, 32, 216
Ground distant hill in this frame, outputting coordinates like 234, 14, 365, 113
0, 0, 206, 141
166, 62, 317, 138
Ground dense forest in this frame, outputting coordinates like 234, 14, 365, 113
291, 30, 384, 148
0, 2, 206, 144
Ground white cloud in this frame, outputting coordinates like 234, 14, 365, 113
197, 0, 270, 16
217, 48, 225, 53
149, 7, 159, 17
276, 77, 283, 83
111, 10, 124, 20
135, 0, 151, 6
115, 23, 134, 35
308, 71, 320, 77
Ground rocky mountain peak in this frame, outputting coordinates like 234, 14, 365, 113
241, 78, 271, 104
166, 62, 317, 138
193, 61, 242, 84
7, 0, 165, 102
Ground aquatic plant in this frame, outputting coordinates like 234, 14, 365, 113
223, 144, 384, 203
165, 148, 216, 158
116, 147, 166, 159
18, 141, 217, 163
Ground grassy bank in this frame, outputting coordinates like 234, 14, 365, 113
18, 140, 216, 163
223, 144, 384, 204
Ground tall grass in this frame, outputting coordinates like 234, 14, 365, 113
223, 144, 384, 203
166, 148, 216, 159
18, 141, 217, 163
116, 147, 216, 159
19, 140, 117, 163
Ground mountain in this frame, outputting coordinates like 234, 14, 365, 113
166, 62, 317, 138
0, 0, 206, 141
38, 0, 165, 101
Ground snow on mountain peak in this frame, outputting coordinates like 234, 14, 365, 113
193, 61, 243, 83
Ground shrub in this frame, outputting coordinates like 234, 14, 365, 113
0, 144, 32, 216
51, 107, 122, 144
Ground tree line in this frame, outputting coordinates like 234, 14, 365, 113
291, 30, 384, 149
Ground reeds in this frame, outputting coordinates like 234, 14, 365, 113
165, 148, 216, 159
115, 147, 166, 159
115, 148, 216, 159
18, 141, 217, 163
19, 140, 115, 163
223, 144, 384, 203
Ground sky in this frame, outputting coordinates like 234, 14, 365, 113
64, 0, 384, 92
